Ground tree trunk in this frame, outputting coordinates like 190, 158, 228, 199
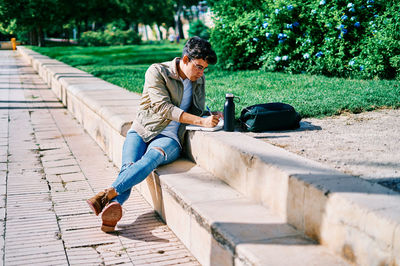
76, 21, 82, 44
175, 4, 185, 40
156, 24, 163, 40
84, 18, 89, 31
29, 29, 38, 46
130, 23, 139, 34
38, 27, 46, 47
64, 29, 70, 44
178, 18, 184, 40
144, 25, 149, 41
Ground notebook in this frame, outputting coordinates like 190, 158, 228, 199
186, 118, 224, 131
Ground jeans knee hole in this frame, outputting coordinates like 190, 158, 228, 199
152, 147, 166, 157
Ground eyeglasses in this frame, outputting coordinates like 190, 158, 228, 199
188, 57, 208, 72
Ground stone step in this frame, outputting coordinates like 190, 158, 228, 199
186, 130, 400, 266
136, 159, 348, 266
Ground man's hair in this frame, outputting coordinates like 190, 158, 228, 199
182, 36, 217, 65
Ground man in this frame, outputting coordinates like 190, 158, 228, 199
87, 36, 222, 232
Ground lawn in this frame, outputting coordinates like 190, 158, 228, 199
30, 44, 400, 118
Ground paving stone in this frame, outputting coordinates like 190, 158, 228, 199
46, 174, 63, 183
57, 172, 86, 182
0, 207, 5, 220
131, 249, 199, 265
0, 175, 6, 187
66, 247, 103, 265
6, 223, 59, 234
41, 154, 76, 163
49, 182, 66, 192
0, 154, 7, 163
0, 220, 4, 235
39, 148, 72, 157
6, 192, 51, 203
62, 227, 120, 248
39, 142, 69, 151
95, 243, 132, 265
6, 199, 52, 210
0, 163, 7, 171
51, 190, 93, 204
58, 213, 100, 232
5, 231, 61, 244
41, 158, 78, 169
5, 239, 64, 251
5, 255, 68, 266
44, 165, 81, 175
54, 200, 92, 216
64, 180, 92, 192
6, 185, 49, 195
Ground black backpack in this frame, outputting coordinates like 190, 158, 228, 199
239, 102, 301, 132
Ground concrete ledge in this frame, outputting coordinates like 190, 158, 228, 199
18, 46, 400, 265
136, 159, 348, 266
18, 46, 139, 167
186, 130, 400, 265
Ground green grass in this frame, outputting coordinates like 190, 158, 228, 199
30, 44, 400, 118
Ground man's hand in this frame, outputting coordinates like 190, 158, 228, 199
179, 112, 221, 128
201, 115, 220, 128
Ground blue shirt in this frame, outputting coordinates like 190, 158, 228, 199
160, 78, 192, 145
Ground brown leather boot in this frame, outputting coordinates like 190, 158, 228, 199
101, 202, 122, 232
87, 189, 115, 216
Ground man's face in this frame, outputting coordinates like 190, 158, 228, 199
182, 56, 208, 81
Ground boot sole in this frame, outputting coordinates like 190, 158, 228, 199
101, 202, 122, 233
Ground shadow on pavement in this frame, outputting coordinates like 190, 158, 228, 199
117, 211, 170, 243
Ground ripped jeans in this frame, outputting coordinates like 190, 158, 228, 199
111, 130, 181, 205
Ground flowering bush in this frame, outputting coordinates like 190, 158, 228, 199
209, 0, 400, 80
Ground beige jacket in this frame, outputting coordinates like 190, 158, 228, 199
131, 58, 205, 143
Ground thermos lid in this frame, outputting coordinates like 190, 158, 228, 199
226, 93, 234, 98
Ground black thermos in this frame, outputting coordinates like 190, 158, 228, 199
224, 93, 235, 131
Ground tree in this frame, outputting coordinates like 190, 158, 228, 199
0, 0, 193, 45
140, 0, 175, 40
173, 0, 199, 39
0, 0, 123, 45
0, 0, 61, 45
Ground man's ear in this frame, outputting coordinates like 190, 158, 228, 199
182, 55, 190, 64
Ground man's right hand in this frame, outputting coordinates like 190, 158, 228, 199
179, 112, 220, 128
202, 115, 220, 128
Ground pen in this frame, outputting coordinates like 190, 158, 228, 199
206, 105, 212, 116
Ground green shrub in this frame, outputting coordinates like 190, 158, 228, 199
188, 19, 211, 40
80, 31, 107, 46
80, 24, 141, 47
209, 0, 400, 79
357, 3, 400, 80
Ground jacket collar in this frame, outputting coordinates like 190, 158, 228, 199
168, 57, 204, 85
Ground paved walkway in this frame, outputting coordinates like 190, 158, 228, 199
0, 51, 200, 265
